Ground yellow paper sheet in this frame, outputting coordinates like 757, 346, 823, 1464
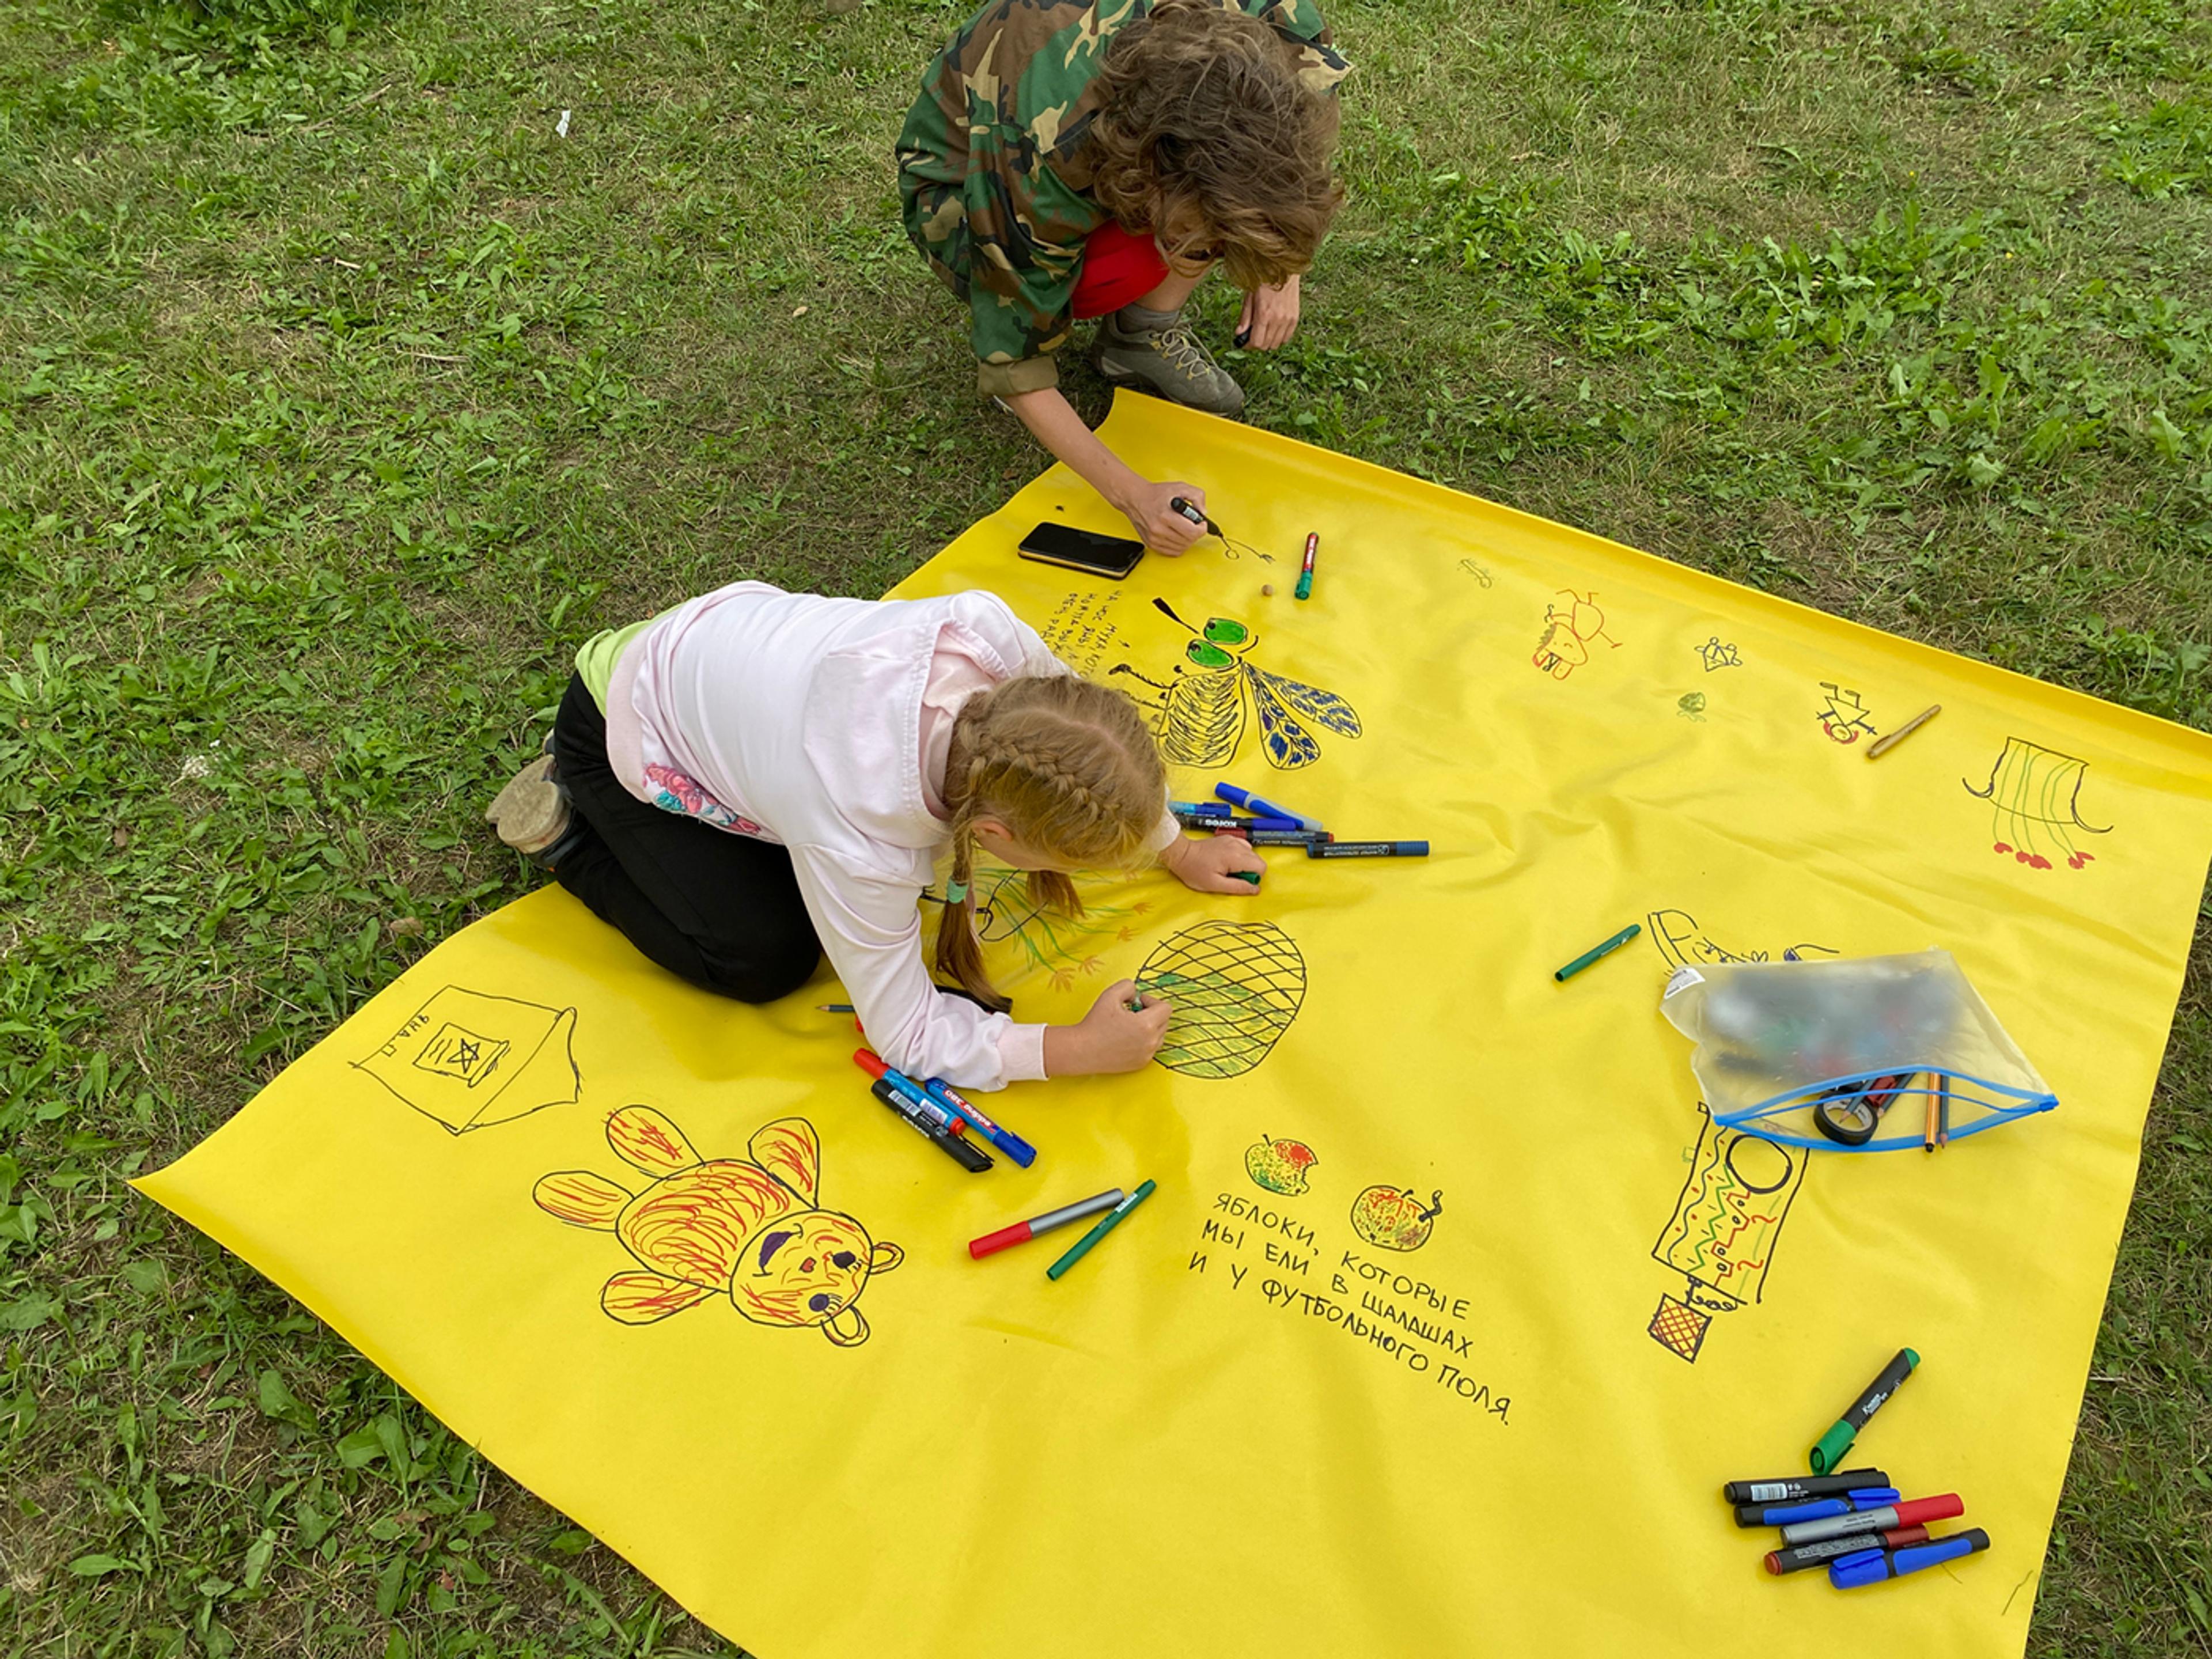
138, 395, 2212, 1657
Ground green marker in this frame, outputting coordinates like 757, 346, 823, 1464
1229, 870, 1261, 885
1810, 1348, 1920, 1474
1552, 922, 1641, 982
1046, 1179, 1156, 1281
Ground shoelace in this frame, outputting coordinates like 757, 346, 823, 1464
1150, 322, 1215, 381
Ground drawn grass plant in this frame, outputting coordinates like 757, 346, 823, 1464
2, 0, 2207, 1650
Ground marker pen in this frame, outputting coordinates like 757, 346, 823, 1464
1214, 783, 1324, 832
1179, 812, 1302, 834
1046, 1179, 1156, 1281
1294, 531, 1317, 601
1307, 840, 1428, 858
1809, 1347, 1919, 1473
1552, 922, 1642, 982
1724, 1469, 1891, 1506
1764, 1524, 1929, 1575
1828, 1528, 1990, 1589
869, 1080, 992, 1172
923, 1076, 1038, 1168
1734, 1488, 1899, 1529
1242, 828, 1333, 846
969, 1189, 1126, 1258
1170, 799, 1234, 819
1779, 1494, 1961, 1548
854, 1051, 968, 1137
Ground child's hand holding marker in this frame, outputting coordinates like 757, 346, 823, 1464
1159, 830, 1266, 893
1043, 979, 1171, 1076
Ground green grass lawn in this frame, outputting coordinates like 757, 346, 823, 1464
4, 0, 2209, 1650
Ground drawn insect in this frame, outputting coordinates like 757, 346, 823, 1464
1110, 597, 1361, 770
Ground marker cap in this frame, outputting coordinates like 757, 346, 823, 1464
1892, 1494, 1965, 1527
1809, 1419, 1857, 1474
1829, 1527, 1988, 1588
968, 1222, 1033, 1259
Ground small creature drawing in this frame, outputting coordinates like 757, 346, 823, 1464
1677, 692, 1707, 722
1646, 907, 1835, 969
1695, 637, 1741, 672
1111, 597, 1361, 771
1532, 589, 1623, 680
1963, 737, 2111, 871
1457, 558, 1495, 588
1815, 682, 1877, 745
533, 1108, 902, 1345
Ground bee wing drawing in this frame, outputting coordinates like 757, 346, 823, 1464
1250, 666, 1362, 738
1244, 669, 1325, 770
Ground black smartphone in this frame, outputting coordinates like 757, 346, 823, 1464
1017, 521, 1146, 580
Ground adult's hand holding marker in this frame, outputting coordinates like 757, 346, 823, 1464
1043, 979, 1171, 1076
1159, 830, 1266, 893
1123, 479, 1210, 555
999, 388, 1207, 555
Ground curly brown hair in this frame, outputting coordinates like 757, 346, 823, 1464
1088, 1, 1346, 290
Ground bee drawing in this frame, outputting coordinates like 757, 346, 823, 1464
1110, 598, 1361, 770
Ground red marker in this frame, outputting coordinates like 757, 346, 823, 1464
1294, 532, 1318, 600
970, 1189, 1127, 1259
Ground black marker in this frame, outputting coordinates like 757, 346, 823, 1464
1307, 840, 1428, 859
1723, 1468, 1889, 1507
872, 1079, 992, 1172
1809, 1347, 1919, 1473
1764, 1522, 1929, 1575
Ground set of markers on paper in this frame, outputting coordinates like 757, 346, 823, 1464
1726, 1347, 1991, 1589
831, 1043, 1156, 1278
1174, 783, 1429, 865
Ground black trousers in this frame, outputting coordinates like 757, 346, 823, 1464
550, 674, 822, 1003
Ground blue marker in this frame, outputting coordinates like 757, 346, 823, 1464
923, 1077, 1038, 1168
1184, 813, 1302, 835
1214, 782, 1324, 832
1734, 1488, 1900, 1529
1171, 799, 1234, 819
1829, 1528, 1990, 1588
855, 1051, 965, 1135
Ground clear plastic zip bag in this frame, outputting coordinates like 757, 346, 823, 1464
1658, 950, 2057, 1152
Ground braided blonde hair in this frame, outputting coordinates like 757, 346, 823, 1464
936, 675, 1168, 1012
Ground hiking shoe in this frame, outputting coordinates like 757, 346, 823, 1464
485, 754, 579, 869
1094, 305, 1246, 417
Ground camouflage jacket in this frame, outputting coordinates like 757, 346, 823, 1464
897, 0, 1349, 397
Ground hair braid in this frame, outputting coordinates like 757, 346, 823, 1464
930, 673, 1169, 1012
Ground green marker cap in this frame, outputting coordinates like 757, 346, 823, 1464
1808, 1346, 1921, 1474
1808, 1420, 1855, 1475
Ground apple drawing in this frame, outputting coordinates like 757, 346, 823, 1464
1244, 1134, 1319, 1196
1350, 1184, 1443, 1252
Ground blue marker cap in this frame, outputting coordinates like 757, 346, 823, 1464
1830, 1529, 1990, 1588
1847, 1488, 1902, 1503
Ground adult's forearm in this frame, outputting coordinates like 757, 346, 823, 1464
1006, 386, 1144, 514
